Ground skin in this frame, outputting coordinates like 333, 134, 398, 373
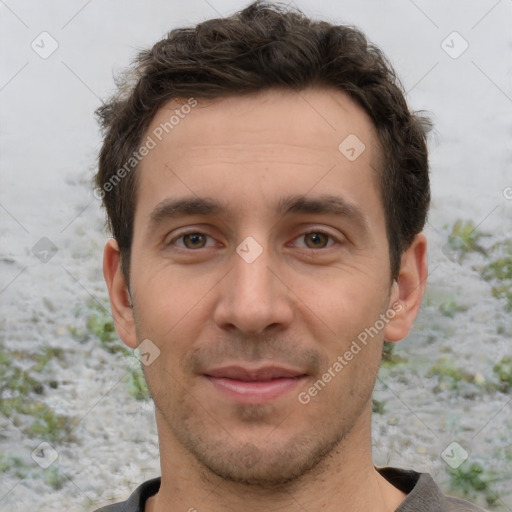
103, 87, 427, 511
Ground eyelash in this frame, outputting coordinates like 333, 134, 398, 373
166, 229, 339, 251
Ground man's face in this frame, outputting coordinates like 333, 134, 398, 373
127, 88, 397, 484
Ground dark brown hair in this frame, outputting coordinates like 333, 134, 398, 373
95, 1, 431, 285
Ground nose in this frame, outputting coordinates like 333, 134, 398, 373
213, 239, 294, 335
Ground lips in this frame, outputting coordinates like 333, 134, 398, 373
205, 365, 305, 381
204, 365, 307, 403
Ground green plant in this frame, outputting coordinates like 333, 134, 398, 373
481, 256, 512, 282
448, 462, 499, 507
0, 340, 75, 446
0, 454, 28, 479
372, 398, 385, 414
26, 402, 73, 444
439, 299, 468, 318
492, 357, 512, 392
0, 354, 43, 418
426, 358, 475, 391
446, 220, 489, 262
32, 346, 64, 373
86, 301, 152, 401
124, 365, 151, 401
480, 256, 512, 311
0, 354, 42, 398
381, 342, 407, 367
86, 299, 129, 355
490, 284, 512, 311
44, 466, 67, 490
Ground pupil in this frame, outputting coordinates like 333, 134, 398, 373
186, 234, 204, 248
307, 233, 326, 248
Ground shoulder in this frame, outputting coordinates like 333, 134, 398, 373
92, 501, 127, 512
92, 505, 123, 512
377, 467, 488, 512
441, 495, 490, 512
91, 477, 161, 512
411, 472, 489, 512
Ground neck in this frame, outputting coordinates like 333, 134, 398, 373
147, 406, 406, 512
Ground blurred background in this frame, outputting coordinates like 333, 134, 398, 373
0, 1, 511, 510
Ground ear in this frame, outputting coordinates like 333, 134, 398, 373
103, 238, 138, 348
383, 233, 428, 342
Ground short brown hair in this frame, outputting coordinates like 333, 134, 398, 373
95, 1, 431, 285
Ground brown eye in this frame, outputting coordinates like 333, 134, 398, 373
303, 232, 331, 249
166, 230, 217, 252
182, 233, 208, 249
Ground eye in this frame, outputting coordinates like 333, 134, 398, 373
169, 231, 216, 250
294, 231, 337, 249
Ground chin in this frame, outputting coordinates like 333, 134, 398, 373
188, 429, 347, 488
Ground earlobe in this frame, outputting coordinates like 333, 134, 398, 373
103, 238, 138, 348
383, 233, 428, 342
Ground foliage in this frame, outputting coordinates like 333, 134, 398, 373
0, 342, 73, 443
85, 299, 129, 356
445, 220, 489, 262
32, 345, 64, 373
44, 466, 67, 490
124, 365, 151, 401
439, 299, 468, 318
372, 398, 385, 414
0, 454, 28, 479
426, 358, 475, 391
492, 358, 512, 393
479, 252, 512, 312
448, 462, 499, 507
381, 342, 407, 367
27, 402, 73, 444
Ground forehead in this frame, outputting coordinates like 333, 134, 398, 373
145, 87, 380, 161
135, 87, 383, 224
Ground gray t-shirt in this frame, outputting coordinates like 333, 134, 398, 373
93, 467, 488, 511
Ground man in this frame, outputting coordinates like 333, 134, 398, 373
93, 2, 486, 511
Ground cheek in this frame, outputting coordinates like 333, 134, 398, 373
132, 256, 211, 325
293, 268, 387, 334
131, 265, 218, 371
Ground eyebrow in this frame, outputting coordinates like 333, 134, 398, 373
149, 197, 226, 228
148, 194, 369, 233
276, 194, 368, 229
